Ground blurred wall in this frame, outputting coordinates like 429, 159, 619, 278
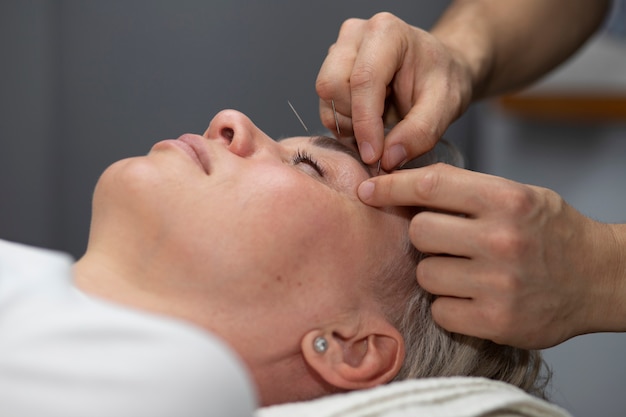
0, 1, 61, 250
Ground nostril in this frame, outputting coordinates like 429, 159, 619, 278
221, 127, 234, 141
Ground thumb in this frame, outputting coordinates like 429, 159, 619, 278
382, 94, 460, 170
357, 180, 378, 205
357, 170, 427, 207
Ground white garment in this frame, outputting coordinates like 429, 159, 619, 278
0, 239, 257, 417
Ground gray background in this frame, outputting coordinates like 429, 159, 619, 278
1, 1, 625, 416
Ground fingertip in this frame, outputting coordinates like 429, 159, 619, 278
353, 118, 385, 163
430, 297, 456, 332
383, 144, 408, 170
357, 180, 375, 202
382, 120, 439, 170
358, 141, 376, 163
430, 297, 478, 338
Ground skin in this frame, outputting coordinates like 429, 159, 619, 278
74, 109, 412, 406
315, 1, 620, 349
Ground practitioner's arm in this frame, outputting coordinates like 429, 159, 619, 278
431, 0, 610, 98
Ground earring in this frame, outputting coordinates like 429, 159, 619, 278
313, 336, 328, 353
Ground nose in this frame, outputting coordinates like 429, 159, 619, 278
203, 109, 278, 158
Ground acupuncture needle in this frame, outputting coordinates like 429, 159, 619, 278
331, 99, 340, 136
289, 99, 382, 176
287, 100, 309, 134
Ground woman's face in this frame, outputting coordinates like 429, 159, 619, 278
91, 109, 410, 362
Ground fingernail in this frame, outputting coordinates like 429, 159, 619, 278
359, 141, 375, 163
358, 181, 375, 201
387, 144, 407, 168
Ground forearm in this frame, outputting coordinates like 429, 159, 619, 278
431, 0, 610, 99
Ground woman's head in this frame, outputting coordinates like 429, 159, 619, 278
76, 109, 547, 406
79, 109, 419, 405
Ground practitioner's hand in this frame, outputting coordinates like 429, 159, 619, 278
357, 163, 626, 349
316, 12, 474, 170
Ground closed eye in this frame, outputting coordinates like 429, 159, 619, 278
310, 136, 372, 177
291, 149, 326, 177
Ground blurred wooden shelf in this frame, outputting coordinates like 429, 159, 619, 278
498, 93, 626, 122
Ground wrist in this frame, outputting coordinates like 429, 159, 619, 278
581, 222, 626, 335
430, 7, 494, 101
605, 224, 626, 331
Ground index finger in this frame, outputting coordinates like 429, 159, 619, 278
317, 20, 365, 137
348, 18, 408, 163
357, 164, 500, 215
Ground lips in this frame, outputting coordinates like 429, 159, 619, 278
177, 134, 211, 175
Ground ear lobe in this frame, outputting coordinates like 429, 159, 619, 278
301, 322, 405, 391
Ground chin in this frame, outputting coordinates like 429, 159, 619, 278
90, 157, 171, 238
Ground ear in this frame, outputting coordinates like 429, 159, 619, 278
301, 318, 405, 390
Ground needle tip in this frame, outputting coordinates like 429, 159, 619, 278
331, 99, 341, 136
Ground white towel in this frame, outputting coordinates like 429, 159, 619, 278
256, 377, 571, 417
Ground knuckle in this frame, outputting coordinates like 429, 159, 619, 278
349, 63, 377, 92
491, 269, 524, 295
315, 73, 341, 99
499, 184, 537, 216
443, 82, 468, 118
403, 119, 440, 152
481, 302, 518, 338
411, 163, 447, 202
368, 12, 401, 30
484, 226, 528, 260
339, 17, 363, 35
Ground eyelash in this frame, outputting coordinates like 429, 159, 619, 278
292, 149, 326, 177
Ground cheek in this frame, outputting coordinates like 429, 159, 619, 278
230, 172, 361, 272
249, 179, 341, 249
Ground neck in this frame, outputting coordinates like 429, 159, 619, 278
76, 251, 328, 406
74, 248, 138, 304
75, 244, 334, 407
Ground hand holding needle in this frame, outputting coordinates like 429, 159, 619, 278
332, 99, 381, 175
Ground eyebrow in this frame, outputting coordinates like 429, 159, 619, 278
310, 135, 372, 177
